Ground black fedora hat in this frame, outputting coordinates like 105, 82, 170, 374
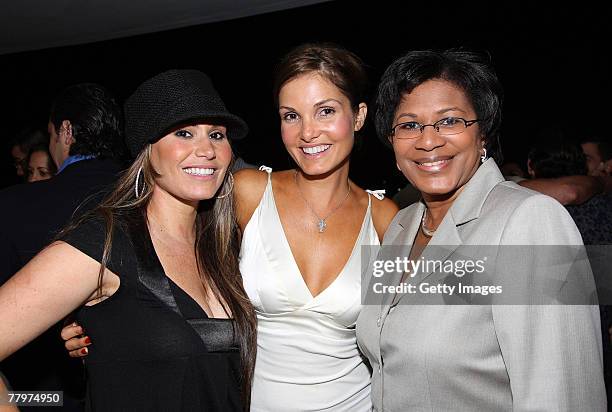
124, 69, 248, 157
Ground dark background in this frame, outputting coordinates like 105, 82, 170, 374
0, 0, 607, 193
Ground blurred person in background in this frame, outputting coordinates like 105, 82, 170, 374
581, 137, 612, 194
527, 135, 611, 244
500, 160, 526, 182
581, 137, 610, 177
0, 82, 126, 411
26, 143, 57, 182
0, 83, 126, 282
515, 129, 608, 205
9, 128, 47, 181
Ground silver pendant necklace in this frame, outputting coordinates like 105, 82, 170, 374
294, 170, 351, 233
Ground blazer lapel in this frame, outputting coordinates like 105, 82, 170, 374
415, 159, 505, 285
447, 159, 505, 226
378, 203, 424, 319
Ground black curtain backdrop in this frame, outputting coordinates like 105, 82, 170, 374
0, 0, 607, 193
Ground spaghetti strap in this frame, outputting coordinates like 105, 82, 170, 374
259, 165, 272, 173
258, 165, 272, 186
365, 189, 385, 200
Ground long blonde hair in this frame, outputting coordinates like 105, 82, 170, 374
62, 145, 256, 409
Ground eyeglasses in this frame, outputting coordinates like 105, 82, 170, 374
390, 117, 482, 140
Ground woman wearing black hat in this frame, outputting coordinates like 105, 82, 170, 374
0, 70, 256, 411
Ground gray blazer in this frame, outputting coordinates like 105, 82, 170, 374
356, 159, 606, 411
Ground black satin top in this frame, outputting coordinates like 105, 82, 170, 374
61, 212, 243, 411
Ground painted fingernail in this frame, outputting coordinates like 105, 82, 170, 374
84, 337, 91, 345
80, 348, 88, 355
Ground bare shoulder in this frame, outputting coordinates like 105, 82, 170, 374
234, 168, 269, 230
371, 195, 399, 239
234, 168, 268, 202
269, 169, 297, 191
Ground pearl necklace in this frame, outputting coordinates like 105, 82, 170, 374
421, 208, 436, 237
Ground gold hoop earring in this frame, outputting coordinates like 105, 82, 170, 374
216, 172, 234, 199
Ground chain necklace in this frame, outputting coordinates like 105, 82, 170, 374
420, 208, 436, 237
294, 170, 351, 233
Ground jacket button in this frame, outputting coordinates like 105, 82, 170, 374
376, 316, 381, 327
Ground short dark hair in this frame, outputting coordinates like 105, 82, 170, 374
581, 137, 611, 162
272, 43, 369, 111
375, 49, 504, 164
49, 83, 126, 159
528, 130, 587, 178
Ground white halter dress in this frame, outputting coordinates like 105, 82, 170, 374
240, 168, 380, 411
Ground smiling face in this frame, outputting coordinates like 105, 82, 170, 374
27, 150, 54, 182
278, 73, 366, 177
391, 79, 484, 201
149, 123, 233, 205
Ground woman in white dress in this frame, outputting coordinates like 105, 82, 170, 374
235, 44, 397, 410
62, 43, 398, 411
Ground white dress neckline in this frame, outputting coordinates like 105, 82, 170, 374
267, 177, 372, 301
239, 167, 379, 411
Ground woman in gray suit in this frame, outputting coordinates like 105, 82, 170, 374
356, 50, 606, 411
